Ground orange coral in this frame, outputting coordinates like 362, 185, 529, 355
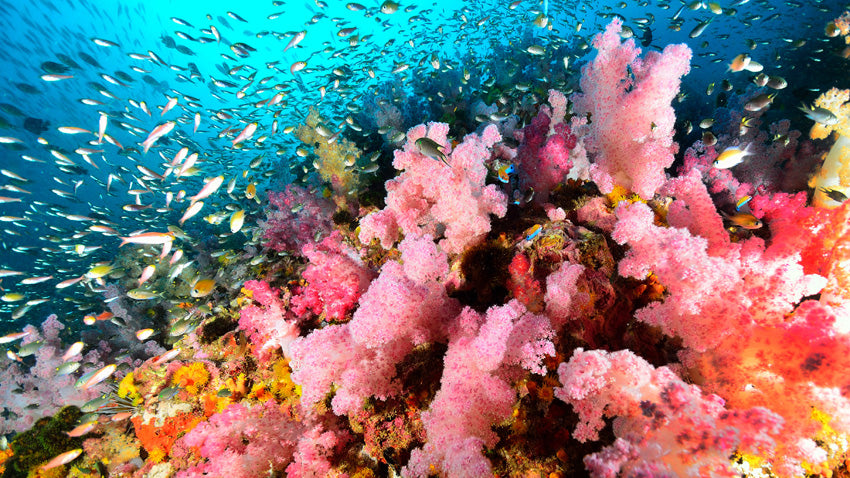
172, 362, 210, 395
201, 394, 231, 417
248, 382, 273, 402
131, 412, 203, 461
0, 448, 12, 473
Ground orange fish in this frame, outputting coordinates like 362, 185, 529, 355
119, 231, 175, 247
66, 421, 96, 438
83, 311, 114, 326
80, 364, 116, 390
40, 449, 82, 470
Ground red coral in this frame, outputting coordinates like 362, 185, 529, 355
507, 253, 544, 313
514, 90, 578, 202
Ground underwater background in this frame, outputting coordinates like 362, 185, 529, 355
0, 0, 850, 476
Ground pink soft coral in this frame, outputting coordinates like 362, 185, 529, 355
404, 300, 554, 478
555, 348, 782, 477
660, 169, 731, 256
544, 261, 586, 330
611, 201, 741, 351
238, 280, 300, 364
291, 231, 375, 322
359, 122, 507, 254
290, 235, 461, 415
174, 401, 314, 478
611, 186, 827, 352
572, 19, 692, 199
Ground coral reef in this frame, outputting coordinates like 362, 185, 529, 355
4, 18, 849, 478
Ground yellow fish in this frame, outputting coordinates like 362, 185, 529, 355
723, 212, 762, 230
230, 210, 245, 233
191, 279, 216, 298
85, 264, 114, 279
1, 293, 24, 302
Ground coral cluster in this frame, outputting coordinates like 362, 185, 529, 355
0, 315, 106, 435
358, 122, 508, 254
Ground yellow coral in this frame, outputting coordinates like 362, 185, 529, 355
605, 184, 642, 208
808, 88, 850, 208
270, 359, 300, 401
805, 408, 850, 475
349, 468, 376, 478
117, 372, 142, 405
172, 362, 209, 395
811, 88, 850, 139
297, 108, 362, 196
248, 383, 273, 402
147, 448, 167, 464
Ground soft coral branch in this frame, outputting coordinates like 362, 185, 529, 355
555, 348, 782, 478
359, 123, 507, 254
572, 18, 691, 199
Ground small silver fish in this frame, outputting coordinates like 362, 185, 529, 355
798, 104, 838, 126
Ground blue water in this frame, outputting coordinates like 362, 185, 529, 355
0, 0, 844, 338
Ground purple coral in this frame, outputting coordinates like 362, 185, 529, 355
259, 184, 336, 254
0, 315, 106, 434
